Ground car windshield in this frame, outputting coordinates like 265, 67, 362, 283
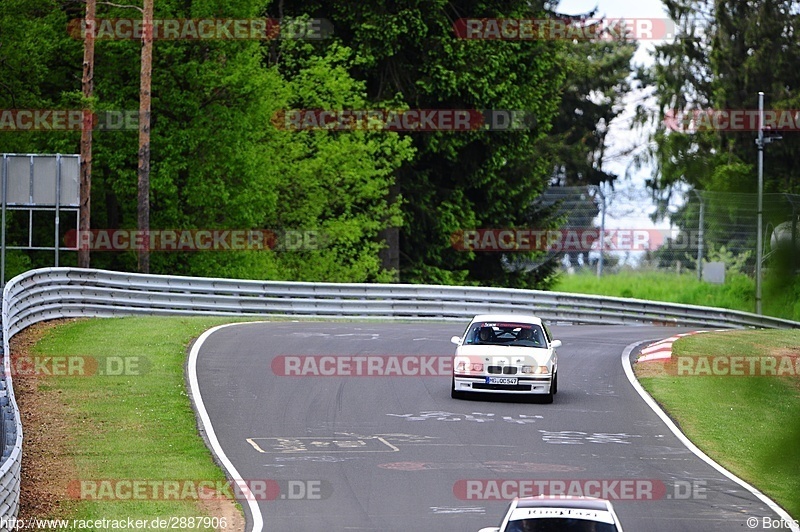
463, 322, 546, 347
505, 518, 618, 532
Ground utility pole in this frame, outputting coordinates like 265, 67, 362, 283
595, 185, 605, 277
79, 0, 96, 268
137, 0, 153, 273
755, 91, 782, 315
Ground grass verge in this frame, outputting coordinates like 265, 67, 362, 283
635, 329, 800, 519
13, 316, 260, 530
553, 270, 800, 321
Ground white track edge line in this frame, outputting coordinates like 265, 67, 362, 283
189, 322, 265, 532
621, 339, 799, 531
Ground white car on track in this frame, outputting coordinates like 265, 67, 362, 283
450, 314, 561, 403
478, 496, 624, 532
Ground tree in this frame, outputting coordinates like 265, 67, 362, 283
542, 17, 637, 269
634, 0, 800, 202
137, 0, 153, 273
275, 0, 572, 288
78, 0, 411, 282
79, 0, 96, 269
546, 18, 637, 188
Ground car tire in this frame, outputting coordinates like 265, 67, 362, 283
551, 371, 558, 395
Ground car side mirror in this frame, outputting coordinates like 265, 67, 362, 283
550, 339, 562, 349
451, 335, 461, 345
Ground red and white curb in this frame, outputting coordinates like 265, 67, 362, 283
635, 330, 725, 363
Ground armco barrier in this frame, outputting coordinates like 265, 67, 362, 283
1, 266, 799, 525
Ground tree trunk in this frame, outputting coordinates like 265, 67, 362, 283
137, 0, 153, 273
79, 0, 95, 268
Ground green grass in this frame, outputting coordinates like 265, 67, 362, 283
25, 316, 260, 530
637, 329, 800, 519
553, 270, 800, 321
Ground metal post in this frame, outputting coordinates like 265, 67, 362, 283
55, 154, 61, 267
597, 186, 605, 277
756, 92, 764, 315
696, 192, 704, 281
1, 155, 6, 286
790, 196, 797, 269
28, 156, 33, 249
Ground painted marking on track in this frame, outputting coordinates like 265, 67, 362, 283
190, 322, 265, 532
246, 438, 267, 453
247, 436, 399, 453
333, 333, 380, 339
273, 455, 363, 463
386, 411, 543, 423
378, 461, 584, 473
431, 507, 485, 515
370, 433, 438, 444
538, 430, 642, 445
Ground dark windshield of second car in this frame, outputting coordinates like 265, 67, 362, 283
463, 322, 546, 348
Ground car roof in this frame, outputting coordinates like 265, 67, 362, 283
507, 498, 617, 527
469, 314, 543, 325
514, 497, 611, 511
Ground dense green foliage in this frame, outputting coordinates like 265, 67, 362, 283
632, 0, 799, 291
3, 0, 419, 282
635, 0, 800, 199
0, 0, 636, 285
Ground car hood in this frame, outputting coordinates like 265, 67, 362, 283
455, 345, 553, 366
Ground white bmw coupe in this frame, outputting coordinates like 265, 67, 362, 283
450, 314, 561, 403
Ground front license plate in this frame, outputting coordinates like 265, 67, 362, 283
486, 377, 518, 385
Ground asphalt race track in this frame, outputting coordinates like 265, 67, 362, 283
192, 321, 791, 531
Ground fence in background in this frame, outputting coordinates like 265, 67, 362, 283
539, 186, 800, 278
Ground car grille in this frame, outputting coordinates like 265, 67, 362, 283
487, 366, 518, 375
472, 383, 532, 391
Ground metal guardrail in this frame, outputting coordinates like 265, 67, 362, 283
0, 266, 798, 525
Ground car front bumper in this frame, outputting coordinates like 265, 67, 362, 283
453, 374, 553, 395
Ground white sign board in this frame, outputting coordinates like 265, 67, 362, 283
3, 154, 79, 207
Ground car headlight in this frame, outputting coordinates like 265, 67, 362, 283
521, 365, 549, 374
456, 361, 484, 372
